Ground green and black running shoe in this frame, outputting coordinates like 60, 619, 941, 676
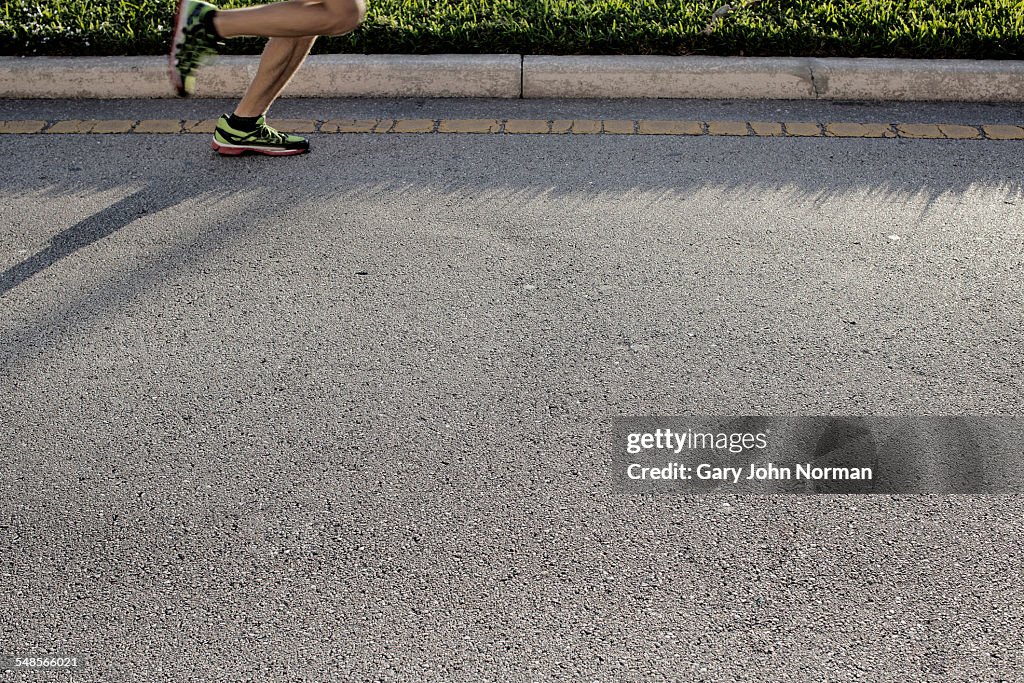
169, 0, 221, 97
212, 115, 311, 156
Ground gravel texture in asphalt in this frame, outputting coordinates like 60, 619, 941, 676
2, 100, 1023, 681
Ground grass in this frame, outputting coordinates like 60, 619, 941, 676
1, 0, 1022, 59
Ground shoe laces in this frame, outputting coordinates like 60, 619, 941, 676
255, 120, 287, 144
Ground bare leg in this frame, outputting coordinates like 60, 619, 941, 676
233, 36, 317, 117
213, 0, 365, 39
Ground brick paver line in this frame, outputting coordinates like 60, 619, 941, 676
1, 119, 1013, 141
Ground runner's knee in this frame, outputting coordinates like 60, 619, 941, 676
322, 0, 366, 36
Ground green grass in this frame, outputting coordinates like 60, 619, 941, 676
1, 0, 1022, 59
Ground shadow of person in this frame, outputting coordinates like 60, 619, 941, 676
0, 185, 182, 298
0, 156, 286, 374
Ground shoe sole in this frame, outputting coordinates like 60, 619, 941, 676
168, 0, 193, 97
212, 140, 309, 156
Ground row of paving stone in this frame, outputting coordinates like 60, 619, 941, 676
2, 118, 1024, 139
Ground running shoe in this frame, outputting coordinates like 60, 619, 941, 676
169, 0, 221, 97
212, 115, 311, 156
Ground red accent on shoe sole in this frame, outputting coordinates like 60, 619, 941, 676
211, 140, 244, 156
212, 141, 309, 157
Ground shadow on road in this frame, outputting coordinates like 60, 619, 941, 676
0, 186, 181, 297
1, 133, 1022, 380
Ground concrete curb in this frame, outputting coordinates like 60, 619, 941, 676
0, 54, 523, 99
1, 54, 1023, 101
523, 56, 816, 99
806, 57, 1024, 102
278, 54, 522, 98
526, 56, 1024, 101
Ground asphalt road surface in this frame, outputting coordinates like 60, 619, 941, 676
2, 98, 1023, 682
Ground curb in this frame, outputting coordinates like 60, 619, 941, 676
0, 55, 523, 99
525, 56, 1024, 102
1, 54, 1023, 101
524, 56, 815, 99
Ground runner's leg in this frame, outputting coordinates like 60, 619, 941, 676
210, 0, 364, 153
173, 0, 365, 153
212, 37, 317, 155
213, 0, 366, 39
233, 36, 317, 117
